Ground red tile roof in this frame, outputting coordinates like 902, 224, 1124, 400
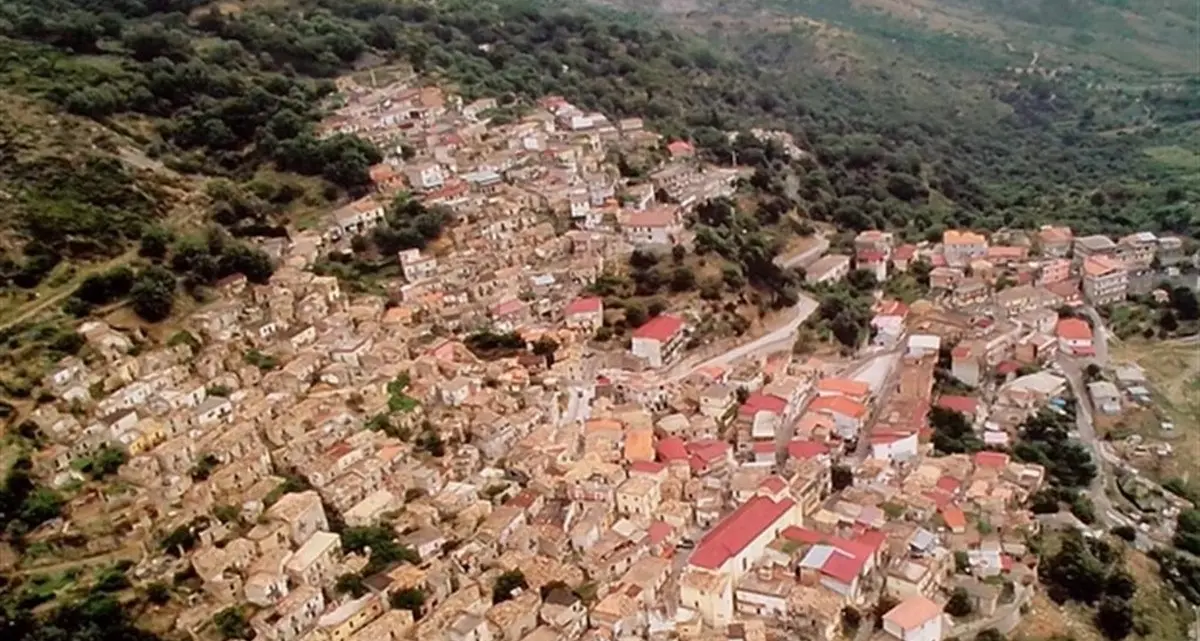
759, 475, 787, 494
935, 475, 961, 494
648, 521, 673, 545
821, 549, 865, 584
564, 296, 603, 316
894, 244, 916, 260
1056, 318, 1093, 341
632, 314, 684, 342
974, 451, 1010, 468
996, 360, 1020, 375
808, 395, 867, 420
855, 529, 887, 553
667, 140, 694, 156
787, 440, 830, 460
739, 392, 788, 417
936, 395, 978, 415
752, 440, 776, 454
687, 439, 729, 463
857, 249, 887, 262
627, 208, 678, 229
656, 436, 688, 462
690, 496, 795, 570
817, 378, 870, 398
490, 298, 526, 317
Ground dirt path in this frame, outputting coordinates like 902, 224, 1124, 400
17, 543, 143, 576
0, 250, 139, 332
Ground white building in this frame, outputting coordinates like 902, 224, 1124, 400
1082, 255, 1128, 306
404, 162, 445, 191
882, 596, 944, 641
630, 315, 686, 368
624, 207, 682, 246
805, 254, 851, 285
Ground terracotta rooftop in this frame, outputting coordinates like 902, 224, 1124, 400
632, 314, 684, 342
884, 596, 943, 630
689, 495, 795, 570
564, 296, 603, 315
1055, 317, 1093, 341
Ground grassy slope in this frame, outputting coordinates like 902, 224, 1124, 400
596, 0, 1200, 203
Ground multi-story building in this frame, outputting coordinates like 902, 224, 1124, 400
623, 207, 682, 246
1038, 258, 1071, 286
941, 230, 987, 267
1158, 236, 1186, 266
1038, 225, 1073, 257
630, 315, 686, 368
1082, 255, 1128, 306
1116, 232, 1158, 266
678, 485, 801, 626
854, 230, 894, 254
1073, 234, 1116, 260
805, 254, 851, 285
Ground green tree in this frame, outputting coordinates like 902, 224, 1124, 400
335, 573, 367, 597
493, 569, 529, 604
945, 587, 973, 617
390, 587, 426, 619
1174, 509, 1200, 555
213, 606, 252, 640
1095, 596, 1134, 640
130, 266, 176, 322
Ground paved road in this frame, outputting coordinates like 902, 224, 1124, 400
1057, 310, 1159, 548
665, 292, 820, 382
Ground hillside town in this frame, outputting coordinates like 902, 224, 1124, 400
23, 73, 1200, 641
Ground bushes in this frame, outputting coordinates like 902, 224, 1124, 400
130, 266, 176, 322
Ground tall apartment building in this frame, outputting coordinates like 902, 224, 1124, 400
1082, 256, 1128, 306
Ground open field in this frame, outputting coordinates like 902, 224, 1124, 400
1108, 339, 1200, 487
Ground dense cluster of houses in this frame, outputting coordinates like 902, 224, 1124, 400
29, 73, 1198, 641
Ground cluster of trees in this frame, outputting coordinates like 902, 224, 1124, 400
340, 525, 420, 576
1174, 508, 1200, 555
61, 226, 274, 322
929, 406, 983, 455
692, 198, 798, 308
492, 569, 528, 604
1012, 408, 1097, 490
363, 195, 451, 257
0, 585, 163, 641
1151, 547, 1200, 605
805, 270, 878, 349
0, 456, 64, 540
1041, 529, 1137, 639
0, 154, 164, 290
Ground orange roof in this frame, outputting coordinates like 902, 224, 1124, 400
1039, 226, 1073, 243
624, 428, 655, 463
973, 451, 1010, 468
1083, 255, 1124, 277
817, 378, 870, 398
795, 412, 835, 438
1055, 318, 1093, 341
808, 395, 867, 420
943, 230, 986, 246
627, 207, 678, 229
940, 505, 967, 531
883, 596, 943, 630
